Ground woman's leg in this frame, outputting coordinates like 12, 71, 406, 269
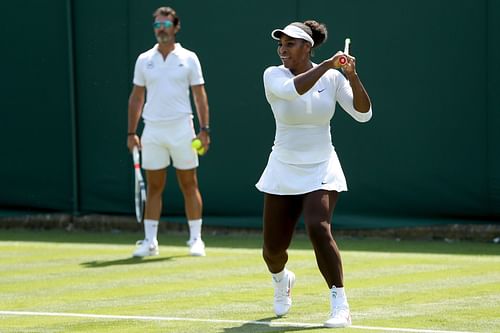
303, 190, 343, 288
262, 193, 303, 273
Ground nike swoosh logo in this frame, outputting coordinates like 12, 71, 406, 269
318, 88, 325, 93
321, 182, 328, 185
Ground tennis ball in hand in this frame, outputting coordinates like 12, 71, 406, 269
191, 139, 205, 155
192, 139, 202, 149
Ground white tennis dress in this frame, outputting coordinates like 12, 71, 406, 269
255, 64, 372, 195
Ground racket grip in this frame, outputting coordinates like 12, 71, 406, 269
132, 146, 140, 165
334, 55, 347, 68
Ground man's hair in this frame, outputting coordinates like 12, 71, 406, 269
153, 6, 179, 26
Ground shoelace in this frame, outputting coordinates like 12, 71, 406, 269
190, 239, 204, 248
135, 240, 156, 249
330, 307, 350, 319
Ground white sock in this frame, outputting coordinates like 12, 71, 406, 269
144, 219, 158, 243
330, 286, 349, 308
272, 268, 287, 283
188, 219, 202, 242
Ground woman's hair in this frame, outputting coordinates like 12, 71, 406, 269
290, 20, 328, 49
152, 6, 180, 26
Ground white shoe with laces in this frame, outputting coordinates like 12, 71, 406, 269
188, 238, 206, 256
273, 270, 295, 316
132, 239, 159, 257
324, 286, 351, 328
324, 305, 351, 328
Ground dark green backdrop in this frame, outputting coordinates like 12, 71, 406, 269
1, 0, 499, 227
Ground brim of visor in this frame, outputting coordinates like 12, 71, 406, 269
271, 29, 286, 40
270, 28, 314, 46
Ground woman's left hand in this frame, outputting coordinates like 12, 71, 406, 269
341, 55, 357, 77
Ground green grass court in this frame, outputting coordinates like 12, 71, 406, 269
0, 229, 499, 332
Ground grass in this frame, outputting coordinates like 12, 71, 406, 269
0, 228, 499, 332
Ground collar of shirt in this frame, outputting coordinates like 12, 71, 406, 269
153, 42, 182, 56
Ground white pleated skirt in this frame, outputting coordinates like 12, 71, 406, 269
255, 150, 348, 195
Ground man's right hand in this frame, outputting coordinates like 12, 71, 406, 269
127, 134, 140, 152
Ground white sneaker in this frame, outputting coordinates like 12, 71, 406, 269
324, 306, 351, 328
188, 238, 206, 256
273, 270, 295, 316
132, 239, 159, 257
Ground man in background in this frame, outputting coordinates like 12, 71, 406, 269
127, 6, 210, 257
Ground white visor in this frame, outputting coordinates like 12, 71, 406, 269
271, 25, 314, 46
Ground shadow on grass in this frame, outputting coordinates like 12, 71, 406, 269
0, 228, 498, 256
222, 317, 324, 333
80, 255, 190, 268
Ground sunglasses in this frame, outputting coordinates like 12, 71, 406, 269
153, 21, 173, 29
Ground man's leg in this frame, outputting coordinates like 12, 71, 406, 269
176, 168, 202, 220
176, 168, 205, 256
145, 169, 167, 220
133, 168, 166, 257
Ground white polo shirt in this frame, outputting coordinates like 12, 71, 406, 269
263, 64, 372, 164
133, 43, 205, 122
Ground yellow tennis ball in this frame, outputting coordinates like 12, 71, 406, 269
192, 139, 205, 155
192, 139, 202, 150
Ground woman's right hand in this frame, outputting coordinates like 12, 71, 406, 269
329, 51, 349, 69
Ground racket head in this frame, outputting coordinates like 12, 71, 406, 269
134, 180, 141, 222
135, 180, 146, 223
132, 146, 146, 223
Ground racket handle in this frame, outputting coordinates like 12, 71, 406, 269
344, 37, 351, 55
336, 37, 351, 68
132, 146, 140, 165
334, 55, 347, 68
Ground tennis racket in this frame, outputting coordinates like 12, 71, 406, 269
132, 146, 146, 223
338, 37, 351, 65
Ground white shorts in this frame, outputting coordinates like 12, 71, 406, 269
255, 150, 348, 195
141, 117, 198, 170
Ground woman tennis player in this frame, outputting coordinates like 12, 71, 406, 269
256, 20, 372, 327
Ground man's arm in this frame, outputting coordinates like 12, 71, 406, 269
191, 84, 210, 151
127, 85, 145, 151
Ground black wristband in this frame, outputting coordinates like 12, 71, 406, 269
200, 126, 210, 134
127, 133, 136, 136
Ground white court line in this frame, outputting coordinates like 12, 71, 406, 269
0, 310, 477, 333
